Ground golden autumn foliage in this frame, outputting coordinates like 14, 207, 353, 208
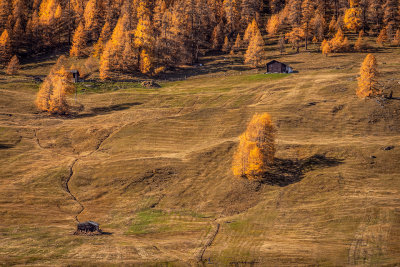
222, 36, 230, 53
0, 29, 11, 63
223, 0, 240, 32
285, 27, 304, 53
244, 28, 264, 67
243, 19, 258, 44
232, 33, 242, 53
377, 28, 388, 46
266, 14, 280, 36
93, 21, 112, 58
70, 22, 86, 57
99, 40, 114, 80
232, 113, 276, 180
344, 7, 362, 32
357, 54, 380, 98
139, 49, 151, 74
321, 39, 332, 56
35, 57, 75, 114
323, 28, 350, 53
5, 55, 19, 75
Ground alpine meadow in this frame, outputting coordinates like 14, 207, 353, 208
1, 0, 400, 266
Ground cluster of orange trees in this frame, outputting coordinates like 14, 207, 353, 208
35, 56, 75, 114
1, 0, 400, 74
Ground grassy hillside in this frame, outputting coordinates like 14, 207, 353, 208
1, 46, 400, 265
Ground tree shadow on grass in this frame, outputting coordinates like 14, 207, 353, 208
262, 154, 343, 187
69, 102, 142, 119
0, 144, 15, 149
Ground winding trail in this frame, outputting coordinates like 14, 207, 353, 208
196, 222, 220, 262
65, 159, 84, 223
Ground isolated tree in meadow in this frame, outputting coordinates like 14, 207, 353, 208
5, 55, 19, 75
0, 29, 11, 63
36, 57, 75, 114
232, 113, 276, 180
357, 54, 380, 98
244, 27, 264, 67
47, 66, 75, 114
285, 27, 305, 53
377, 28, 388, 46
70, 22, 86, 57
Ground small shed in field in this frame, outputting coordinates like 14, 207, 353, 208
76, 221, 100, 234
69, 70, 80, 83
266, 60, 293, 74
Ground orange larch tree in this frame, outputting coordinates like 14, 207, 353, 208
5, 54, 19, 75
232, 113, 276, 180
357, 54, 380, 98
377, 27, 388, 46
0, 29, 11, 63
285, 27, 305, 53
344, 1, 362, 32
244, 25, 264, 67
70, 22, 86, 57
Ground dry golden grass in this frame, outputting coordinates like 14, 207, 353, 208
1, 42, 400, 265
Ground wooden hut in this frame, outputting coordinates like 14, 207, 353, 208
69, 70, 80, 83
266, 60, 293, 74
76, 221, 100, 233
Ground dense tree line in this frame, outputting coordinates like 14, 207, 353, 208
1, 0, 400, 75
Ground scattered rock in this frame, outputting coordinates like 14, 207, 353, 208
307, 102, 317, 107
370, 155, 376, 159
382, 146, 395, 151
141, 80, 161, 88
332, 104, 345, 114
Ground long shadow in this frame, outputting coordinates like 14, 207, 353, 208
262, 154, 343, 187
69, 102, 142, 119
0, 144, 15, 149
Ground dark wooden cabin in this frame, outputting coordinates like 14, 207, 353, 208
76, 221, 100, 233
69, 70, 80, 83
266, 60, 293, 74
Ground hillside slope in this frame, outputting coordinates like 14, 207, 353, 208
1, 50, 400, 265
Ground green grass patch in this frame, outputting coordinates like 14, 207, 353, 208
126, 209, 167, 235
